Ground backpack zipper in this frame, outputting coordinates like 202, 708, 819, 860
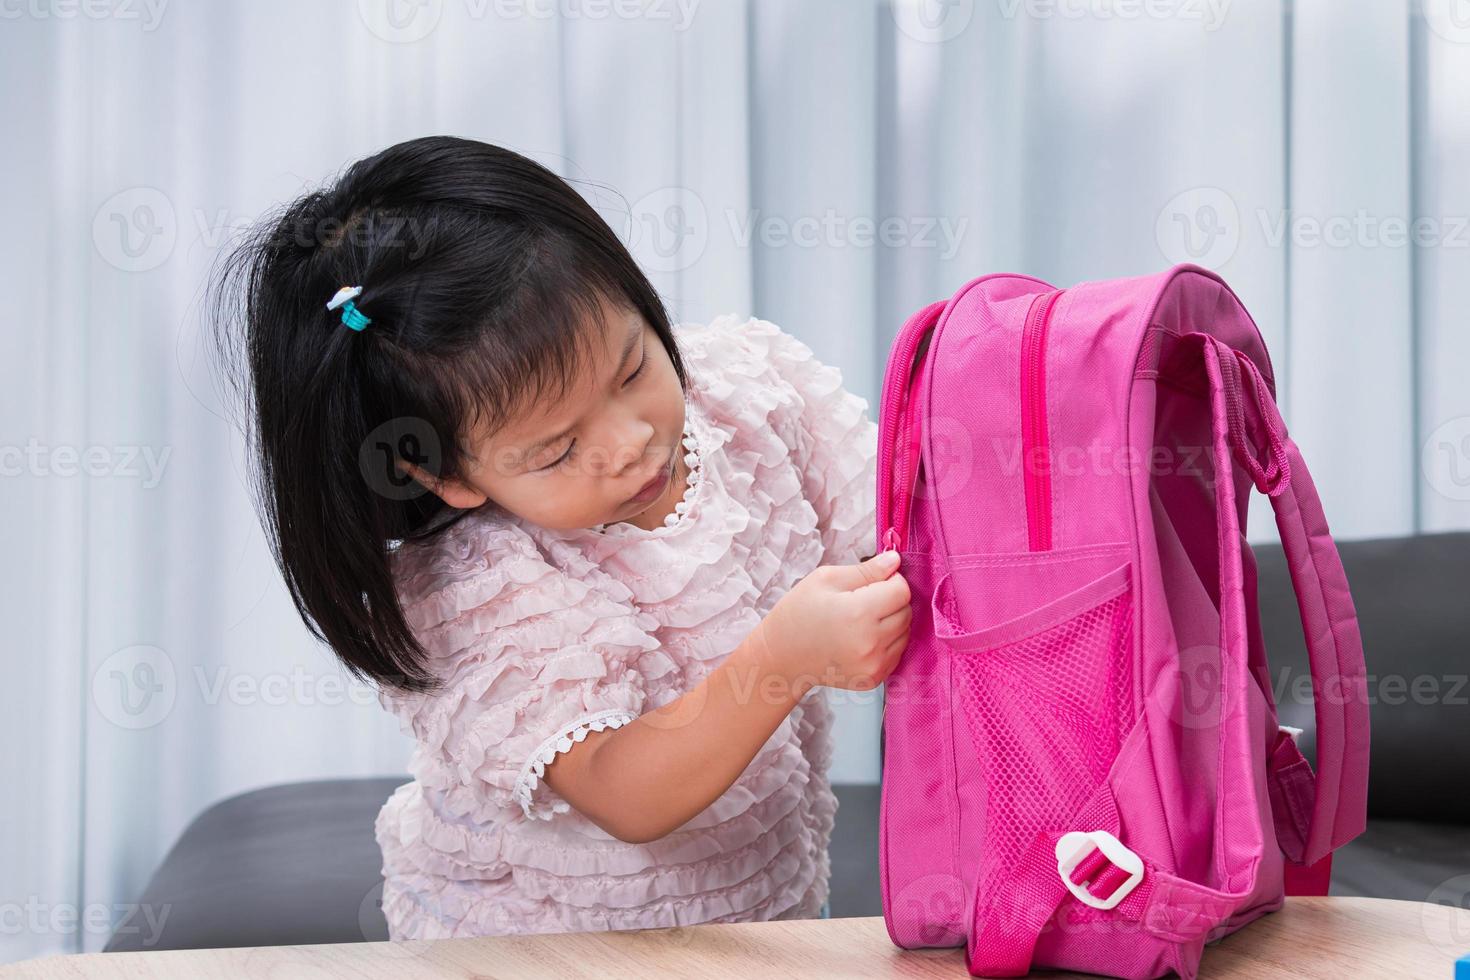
1021, 289, 1064, 551
878, 301, 945, 554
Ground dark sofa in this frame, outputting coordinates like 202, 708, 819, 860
105, 531, 1470, 952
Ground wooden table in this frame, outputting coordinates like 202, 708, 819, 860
10, 898, 1469, 978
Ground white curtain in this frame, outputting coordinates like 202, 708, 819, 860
2, 0, 1465, 962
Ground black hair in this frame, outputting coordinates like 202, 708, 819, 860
207, 136, 688, 694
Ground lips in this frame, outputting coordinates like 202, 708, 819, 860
629, 457, 672, 503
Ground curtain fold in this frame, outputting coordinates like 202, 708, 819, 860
1, 0, 1463, 962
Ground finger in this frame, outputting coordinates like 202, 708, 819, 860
885, 632, 909, 661
825, 550, 901, 590
877, 602, 912, 637
879, 633, 909, 673
854, 570, 911, 613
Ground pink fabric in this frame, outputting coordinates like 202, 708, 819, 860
374, 315, 877, 940
875, 264, 1371, 978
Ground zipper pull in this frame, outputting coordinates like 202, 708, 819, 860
882, 526, 900, 553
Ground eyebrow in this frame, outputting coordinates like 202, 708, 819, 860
521, 319, 643, 460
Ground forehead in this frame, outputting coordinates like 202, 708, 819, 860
487, 300, 644, 446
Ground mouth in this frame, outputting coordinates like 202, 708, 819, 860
627, 456, 674, 505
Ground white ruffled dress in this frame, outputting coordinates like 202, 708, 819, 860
373, 314, 878, 939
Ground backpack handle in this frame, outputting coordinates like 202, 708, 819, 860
1206, 335, 1370, 865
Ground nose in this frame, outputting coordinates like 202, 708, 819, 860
608, 416, 657, 479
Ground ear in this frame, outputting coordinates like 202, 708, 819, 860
396, 458, 488, 510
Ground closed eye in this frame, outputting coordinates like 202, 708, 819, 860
625, 346, 647, 385
534, 342, 646, 473
535, 441, 574, 472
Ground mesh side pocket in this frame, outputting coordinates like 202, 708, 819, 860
952, 584, 1135, 890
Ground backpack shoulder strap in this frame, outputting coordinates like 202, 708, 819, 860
1216, 341, 1371, 864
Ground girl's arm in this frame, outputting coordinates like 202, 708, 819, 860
543, 552, 908, 844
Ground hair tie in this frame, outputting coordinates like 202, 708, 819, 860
326, 285, 372, 332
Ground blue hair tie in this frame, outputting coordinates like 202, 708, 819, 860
326, 285, 372, 332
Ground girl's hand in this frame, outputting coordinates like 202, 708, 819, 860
756, 551, 912, 695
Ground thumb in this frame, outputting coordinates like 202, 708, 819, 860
827, 550, 901, 590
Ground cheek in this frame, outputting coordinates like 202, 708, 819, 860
502, 473, 607, 528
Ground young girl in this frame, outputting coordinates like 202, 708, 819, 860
209, 135, 911, 941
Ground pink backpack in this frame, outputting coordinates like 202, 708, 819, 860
875, 264, 1371, 979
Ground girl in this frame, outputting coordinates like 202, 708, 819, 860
209, 135, 911, 940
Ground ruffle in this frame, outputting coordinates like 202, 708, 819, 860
378, 528, 660, 818
392, 714, 816, 878
380, 819, 826, 939
735, 315, 880, 567
376, 705, 833, 933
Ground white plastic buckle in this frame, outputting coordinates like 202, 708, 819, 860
1055, 830, 1144, 910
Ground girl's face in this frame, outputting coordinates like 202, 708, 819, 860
403, 294, 689, 532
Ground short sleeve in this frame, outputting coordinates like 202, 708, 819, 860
745, 318, 879, 567
384, 518, 662, 822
